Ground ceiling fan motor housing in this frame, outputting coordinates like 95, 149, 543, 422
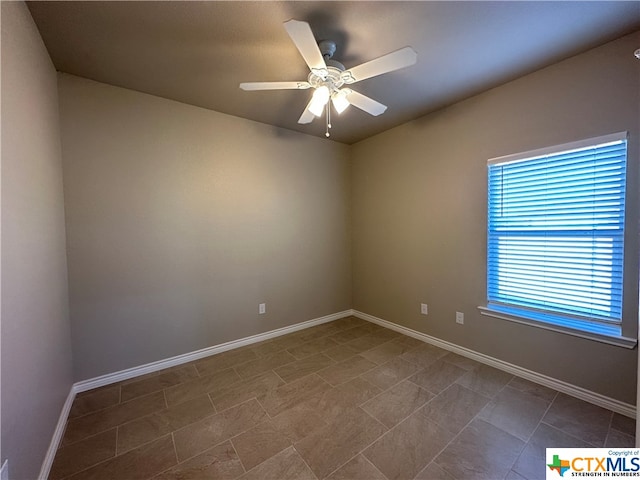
308, 39, 356, 92
308, 65, 346, 90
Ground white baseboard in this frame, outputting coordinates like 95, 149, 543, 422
1, 460, 9, 480
38, 387, 76, 480
74, 309, 352, 393
353, 309, 636, 419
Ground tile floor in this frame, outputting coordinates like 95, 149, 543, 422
51, 316, 636, 480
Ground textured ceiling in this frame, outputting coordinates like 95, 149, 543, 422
27, 1, 640, 144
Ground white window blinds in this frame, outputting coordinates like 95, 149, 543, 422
487, 133, 627, 326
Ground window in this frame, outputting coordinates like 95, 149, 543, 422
483, 132, 629, 344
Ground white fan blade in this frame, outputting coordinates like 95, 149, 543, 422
298, 99, 316, 124
283, 19, 327, 74
345, 89, 387, 116
342, 47, 417, 84
240, 81, 310, 91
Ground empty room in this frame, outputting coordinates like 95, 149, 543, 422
2, 1, 640, 479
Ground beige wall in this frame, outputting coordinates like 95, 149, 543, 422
1, 3, 74, 478
351, 31, 640, 404
58, 75, 352, 380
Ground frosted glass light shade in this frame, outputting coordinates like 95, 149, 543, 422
309, 86, 330, 116
331, 89, 350, 114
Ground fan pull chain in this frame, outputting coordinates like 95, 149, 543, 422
325, 103, 331, 137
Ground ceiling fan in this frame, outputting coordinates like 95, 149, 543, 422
240, 19, 417, 138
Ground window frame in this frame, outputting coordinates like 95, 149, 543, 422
479, 132, 636, 349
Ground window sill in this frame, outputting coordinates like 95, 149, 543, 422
478, 305, 637, 349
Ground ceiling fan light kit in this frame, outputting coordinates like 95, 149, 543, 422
239, 19, 417, 138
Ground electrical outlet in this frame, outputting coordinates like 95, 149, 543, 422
456, 311, 464, 324
420, 303, 428, 315
259, 303, 266, 315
